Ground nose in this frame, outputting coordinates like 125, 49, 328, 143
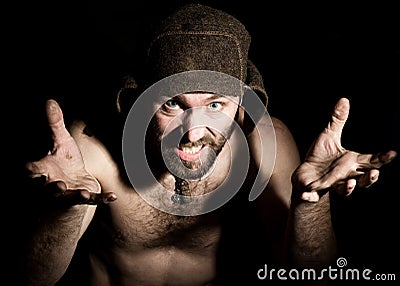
184, 109, 206, 142
187, 127, 205, 142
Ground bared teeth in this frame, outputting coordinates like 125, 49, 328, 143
181, 145, 202, 154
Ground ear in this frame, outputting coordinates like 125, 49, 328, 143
116, 75, 141, 115
237, 60, 268, 135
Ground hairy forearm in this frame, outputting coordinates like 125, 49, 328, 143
26, 205, 89, 286
286, 191, 337, 269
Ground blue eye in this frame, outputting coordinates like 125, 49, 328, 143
208, 102, 222, 111
165, 100, 180, 109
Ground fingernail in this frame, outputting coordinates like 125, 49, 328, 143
48, 101, 57, 111
49, 103, 56, 110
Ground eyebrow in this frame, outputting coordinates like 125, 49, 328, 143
202, 94, 225, 101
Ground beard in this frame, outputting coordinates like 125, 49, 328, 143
145, 118, 235, 181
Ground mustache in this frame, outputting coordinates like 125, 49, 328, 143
179, 134, 214, 148
179, 133, 228, 151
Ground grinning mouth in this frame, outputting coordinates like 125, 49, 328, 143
181, 144, 203, 154
176, 144, 205, 162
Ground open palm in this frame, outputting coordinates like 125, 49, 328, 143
26, 99, 116, 205
292, 98, 396, 202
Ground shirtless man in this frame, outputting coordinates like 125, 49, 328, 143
23, 4, 396, 286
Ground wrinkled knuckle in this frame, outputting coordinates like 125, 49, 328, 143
308, 181, 321, 192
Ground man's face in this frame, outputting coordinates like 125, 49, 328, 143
146, 92, 240, 180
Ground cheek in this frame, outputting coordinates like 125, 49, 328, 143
225, 105, 239, 120
154, 114, 172, 134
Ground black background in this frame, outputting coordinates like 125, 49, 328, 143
9, 0, 399, 283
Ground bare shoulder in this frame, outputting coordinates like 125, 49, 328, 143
270, 116, 294, 141
248, 115, 300, 210
270, 116, 300, 174
247, 115, 300, 172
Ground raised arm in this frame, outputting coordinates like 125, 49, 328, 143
24, 99, 116, 285
286, 98, 396, 268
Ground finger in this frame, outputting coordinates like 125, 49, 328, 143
371, 150, 396, 166
38, 180, 69, 200
301, 191, 320, 202
52, 181, 117, 205
52, 189, 91, 205
326, 97, 350, 135
46, 99, 71, 144
307, 166, 361, 192
36, 181, 80, 204
41, 181, 117, 206
356, 169, 379, 188
51, 188, 117, 206
357, 150, 397, 170
333, 178, 357, 196
80, 192, 118, 205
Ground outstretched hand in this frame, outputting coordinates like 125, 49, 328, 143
26, 99, 117, 205
292, 97, 397, 202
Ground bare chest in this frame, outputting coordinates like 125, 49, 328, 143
90, 184, 222, 251
82, 185, 222, 285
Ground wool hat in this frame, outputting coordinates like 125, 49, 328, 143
148, 3, 250, 82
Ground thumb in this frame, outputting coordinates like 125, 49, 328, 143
327, 97, 350, 135
46, 99, 71, 144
